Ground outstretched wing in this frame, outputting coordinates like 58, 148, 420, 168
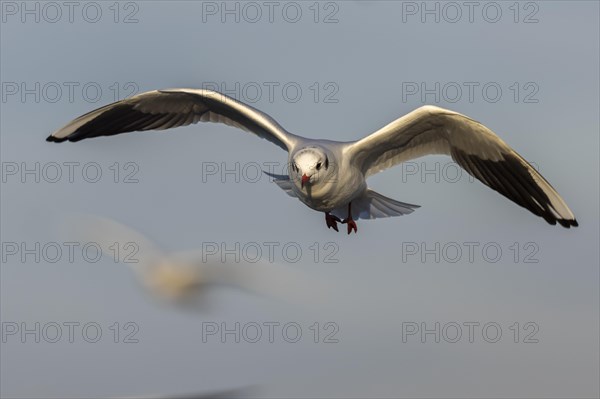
46, 89, 300, 151
346, 105, 578, 227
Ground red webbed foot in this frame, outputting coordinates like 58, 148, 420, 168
325, 212, 342, 232
342, 202, 358, 234
342, 218, 358, 234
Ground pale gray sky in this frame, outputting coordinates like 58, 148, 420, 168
1, 1, 599, 398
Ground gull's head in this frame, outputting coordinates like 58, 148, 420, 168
290, 147, 330, 189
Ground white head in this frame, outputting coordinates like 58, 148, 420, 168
290, 147, 331, 189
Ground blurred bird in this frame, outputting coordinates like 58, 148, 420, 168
61, 214, 331, 306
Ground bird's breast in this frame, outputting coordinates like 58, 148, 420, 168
293, 167, 366, 212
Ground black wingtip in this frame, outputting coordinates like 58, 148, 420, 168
556, 218, 579, 228
46, 135, 67, 143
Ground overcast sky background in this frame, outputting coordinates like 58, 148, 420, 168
1, 1, 599, 398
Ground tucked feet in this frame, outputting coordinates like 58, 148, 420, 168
325, 212, 342, 232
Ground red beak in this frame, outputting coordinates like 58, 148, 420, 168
301, 174, 310, 188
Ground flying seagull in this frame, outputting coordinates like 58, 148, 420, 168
47, 88, 578, 233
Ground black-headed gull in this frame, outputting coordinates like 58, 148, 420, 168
47, 89, 578, 233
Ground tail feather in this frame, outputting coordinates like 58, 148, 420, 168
331, 189, 420, 220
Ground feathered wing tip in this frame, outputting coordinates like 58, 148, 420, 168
347, 105, 578, 228
452, 148, 578, 228
46, 135, 66, 142
45, 89, 299, 151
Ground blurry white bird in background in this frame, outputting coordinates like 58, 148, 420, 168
59, 214, 332, 306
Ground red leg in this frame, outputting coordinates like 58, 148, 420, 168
342, 202, 358, 234
325, 212, 342, 232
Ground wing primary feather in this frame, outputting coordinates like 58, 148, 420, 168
47, 89, 299, 151
350, 105, 577, 228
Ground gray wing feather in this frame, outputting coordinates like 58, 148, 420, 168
47, 89, 300, 151
347, 105, 577, 227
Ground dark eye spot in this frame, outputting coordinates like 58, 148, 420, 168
316, 162, 322, 170
325, 157, 329, 169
